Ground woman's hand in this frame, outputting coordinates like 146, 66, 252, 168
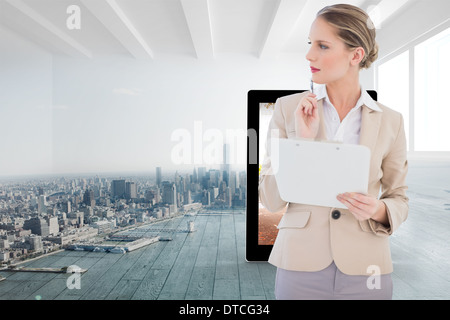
336, 192, 389, 226
295, 93, 320, 139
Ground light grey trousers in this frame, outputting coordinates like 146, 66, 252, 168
275, 261, 393, 300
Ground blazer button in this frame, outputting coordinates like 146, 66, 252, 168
332, 210, 341, 220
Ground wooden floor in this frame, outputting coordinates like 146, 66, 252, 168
0, 160, 449, 300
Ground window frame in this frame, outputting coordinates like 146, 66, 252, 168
374, 20, 450, 159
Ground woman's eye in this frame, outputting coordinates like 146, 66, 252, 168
307, 41, 311, 45
319, 44, 328, 49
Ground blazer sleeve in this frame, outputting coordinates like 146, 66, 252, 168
258, 98, 288, 213
369, 114, 409, 235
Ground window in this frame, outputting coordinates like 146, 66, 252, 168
414, 28, 450, 151
377, 27, 450, 153
378, 50, 410, 150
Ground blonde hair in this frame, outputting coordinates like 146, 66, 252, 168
317, 4, 378, 69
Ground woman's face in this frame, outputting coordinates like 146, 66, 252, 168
306, 17, 359, 84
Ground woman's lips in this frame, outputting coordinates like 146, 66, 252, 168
310, 66, 320, 73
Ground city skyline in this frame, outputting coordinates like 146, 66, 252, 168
0, 162, 247, 266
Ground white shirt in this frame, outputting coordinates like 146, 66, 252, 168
313, 84, 382, 145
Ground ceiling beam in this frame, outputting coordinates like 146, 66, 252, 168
367, 0, 411, 29
259, 0, 308, 59
180, 0, 214, 59
81, 0, 153, 59
4, 0, 92, 58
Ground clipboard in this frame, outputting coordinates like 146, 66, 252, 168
272, 138, 371, 209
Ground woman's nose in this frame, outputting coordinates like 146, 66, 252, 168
305, 47, 315, 62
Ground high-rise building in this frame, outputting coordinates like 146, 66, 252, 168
225, 187, 232, 207
229, 171, 238, 196
62, 200, 72, 213
222, 143, 231, 185
112, 180, 126, 199
184, 190, 192, 205
27, 235, 43, 252
83, 189, 95, 207
156, 167, 162, 188
162, 181, 177, 206
198, 167, 206, 183
126, 181, 137, 199
47, 216, 59, 235
209, 169, 222, 187
23, 217, 49, 237
202, 190, 210, 206
38, 195, 46, 214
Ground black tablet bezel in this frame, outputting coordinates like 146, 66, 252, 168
246, 89, 377, 262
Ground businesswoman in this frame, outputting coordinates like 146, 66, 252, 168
259, 4, 408, 300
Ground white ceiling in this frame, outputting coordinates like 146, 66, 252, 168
0, 0, 417, 59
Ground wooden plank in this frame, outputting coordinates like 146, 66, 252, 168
184, 215, 220, 299
54, 253, 122, 300
120, 242, 167, 281
234, 213, 266, 300
213, 279, 240, 300
213, 214, 239, 299
0, 277, 27, 298
215, 214, 238, 278
192, 215, 220, 268
0, 280, 48, 300
158, 215, 209, 299
150, 229, 189, 270
105, 279, 142, 300
131, 268, 170, 300
0, 251, 76, 298
120, 216, 185, 281
24, 255, 101, 300
258, 263, 276, 300
185, 267, 215, 300
79, 253, 140, 300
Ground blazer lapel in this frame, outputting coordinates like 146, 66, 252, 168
359, 104, 382, 156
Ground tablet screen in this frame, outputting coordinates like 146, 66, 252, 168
246, 89, 377, 262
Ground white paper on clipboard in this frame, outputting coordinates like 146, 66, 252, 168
272, 138, 371, 209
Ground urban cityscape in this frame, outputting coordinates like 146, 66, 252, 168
0, 144, 247, 270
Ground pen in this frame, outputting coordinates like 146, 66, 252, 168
310, 79, 314, 94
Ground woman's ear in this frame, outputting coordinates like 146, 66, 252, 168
350, 47, 365, 67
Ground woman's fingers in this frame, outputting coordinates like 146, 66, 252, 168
336, 193, 379, 221
302, 95, 317, 116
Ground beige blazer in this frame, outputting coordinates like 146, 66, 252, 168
259, 91, 409, 275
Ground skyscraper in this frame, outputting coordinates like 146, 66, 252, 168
38, 195, 46, 214
126, 181, 137, 199
23, 217, 49, 237
229, 170, 238, 196
156, 167, 162, 188
162, 182, 177, 206
112, 180, 126, 199
198, 167, 206, 188
192, 167, 198, 183
47, 216, 59, 236
222, 143, 231, 185
83, 189, 95, 207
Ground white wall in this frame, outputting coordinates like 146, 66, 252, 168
51, 54, 311, 175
